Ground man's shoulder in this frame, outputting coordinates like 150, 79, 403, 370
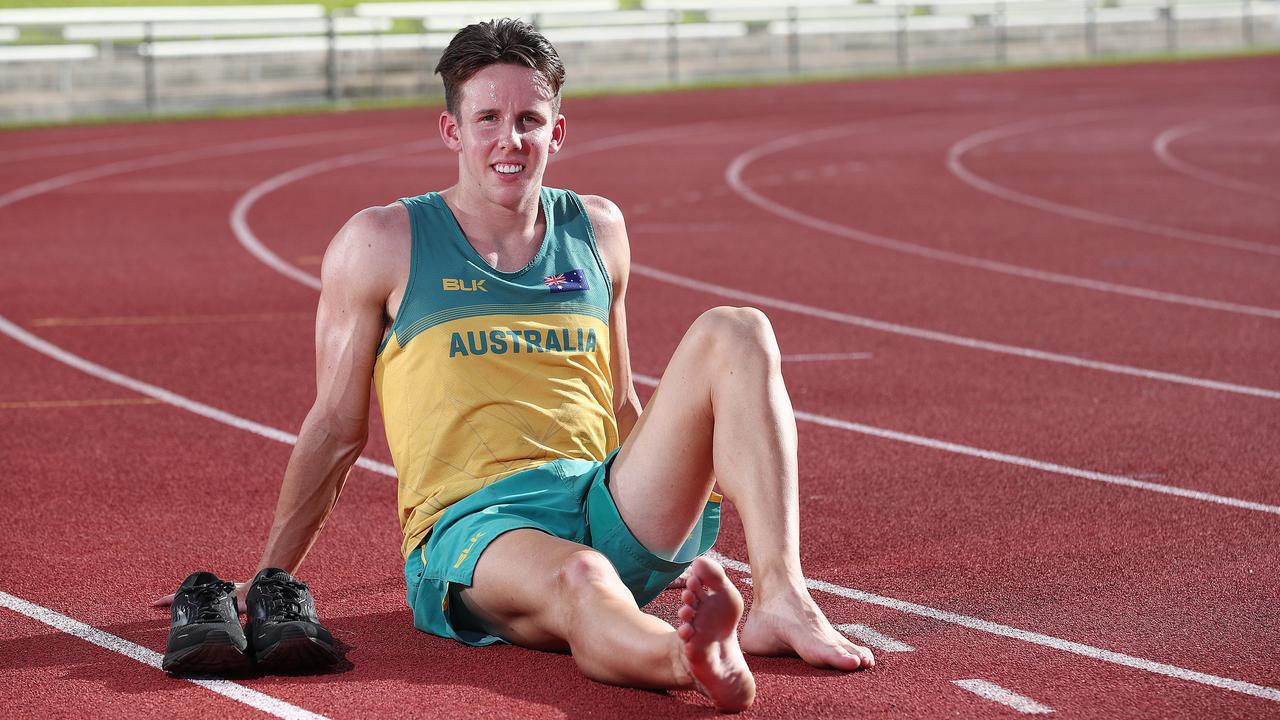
321, 202, 410, 293
575, 194, 624, 234
571, 194, 629, 288
342, 202, 410, 244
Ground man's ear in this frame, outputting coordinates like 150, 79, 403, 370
439, 110, 462, 151
547, 115, 567, 155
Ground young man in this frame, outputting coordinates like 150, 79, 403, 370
204, 19, 870, 711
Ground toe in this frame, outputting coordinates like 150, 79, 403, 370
825, 647, 864, 671
693, 557, 730, 590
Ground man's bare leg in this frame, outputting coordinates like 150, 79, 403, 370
458, 529, 755, 711
611, 306, 875, 670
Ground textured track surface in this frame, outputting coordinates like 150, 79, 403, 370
2, 56, 1278, 719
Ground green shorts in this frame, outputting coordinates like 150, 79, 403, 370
403, 448, 721, 646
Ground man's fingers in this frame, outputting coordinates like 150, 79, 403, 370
151, 593, 175, 607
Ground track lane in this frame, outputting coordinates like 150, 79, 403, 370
5, 57, 1274, 717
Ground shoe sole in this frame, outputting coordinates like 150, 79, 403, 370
252, 622, 340, 674
162, 629, 252, 676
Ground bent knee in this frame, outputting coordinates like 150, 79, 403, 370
556, 550, 623, 595
691, 306, 780, 365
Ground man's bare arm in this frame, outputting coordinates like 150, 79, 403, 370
581, 194, 644, 443
256, 207, 402, 574
153, 204, 405, 607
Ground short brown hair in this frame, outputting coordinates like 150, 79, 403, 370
435, 19, 566, 117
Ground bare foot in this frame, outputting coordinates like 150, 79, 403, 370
677, 557, 756, 713
740, 586, 875, 671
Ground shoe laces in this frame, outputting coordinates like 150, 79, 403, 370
256, 577, 310, 620
187, 581, 236, 623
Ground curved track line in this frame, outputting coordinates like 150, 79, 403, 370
229, 132, 1280, 507
234, 133, 1280, 400
635, 265, 1280, 400
229, 119, 737, 292
1154, 108, 1280, 200
727, 116, 1280, 321
710, 552, 1280, 704
0, 135, 168, 164
231, 139, 440, 291
0, 314, 395, 477
0, 128, 380, 211
947, 111, 1280, 257
0, 591, 330, 720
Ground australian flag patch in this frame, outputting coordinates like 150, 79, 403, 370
544, 269, 590, 293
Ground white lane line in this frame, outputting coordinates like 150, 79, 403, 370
0, 590, 329, 720
230, 131, 1280, 401
946, 110, 1280, 258
231, 139, 439, 292
708, 552, 1280, 704
632, 373, 1280, 514
729, 117, 1280, 319
953, 679, 1054, 714
783, 352, 873, 362
0, 314, 395, 478
632, 265, 1280, 401
1153, 108, 1280, 201
0, 135, 168, 164
790, 406, 1280, 516
3, 311, 1278, 704
835, 624, 915, 652
0, 127, 382, 211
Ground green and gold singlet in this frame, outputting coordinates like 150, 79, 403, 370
374, 187, 618, 558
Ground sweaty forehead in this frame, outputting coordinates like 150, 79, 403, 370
460, 64, 555, 112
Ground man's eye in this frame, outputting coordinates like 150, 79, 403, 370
480, 114, 497, 122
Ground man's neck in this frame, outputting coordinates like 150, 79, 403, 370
441, 185, 545, 272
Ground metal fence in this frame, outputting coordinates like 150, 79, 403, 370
0, 0, 1276, 123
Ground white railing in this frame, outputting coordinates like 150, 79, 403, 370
1, 0, 1275, 122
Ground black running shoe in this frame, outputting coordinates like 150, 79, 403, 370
245, 568, 340, 673
162, 571, 251, 676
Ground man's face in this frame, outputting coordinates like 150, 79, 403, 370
440, 63, 565, 206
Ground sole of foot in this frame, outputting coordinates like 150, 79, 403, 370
677, 557, 756, 713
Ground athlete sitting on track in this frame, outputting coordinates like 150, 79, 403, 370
185, 19, 872, 711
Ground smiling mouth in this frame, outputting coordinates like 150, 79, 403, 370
493, 163, 525, 175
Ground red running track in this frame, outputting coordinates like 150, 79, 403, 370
2, 56, 1278, 719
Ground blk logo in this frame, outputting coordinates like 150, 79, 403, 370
442, 278, 486, 292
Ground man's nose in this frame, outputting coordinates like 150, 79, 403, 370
499, 121, 522, 150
